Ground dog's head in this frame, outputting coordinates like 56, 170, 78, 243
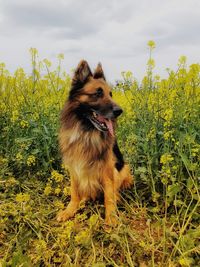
68, 60, 123, 136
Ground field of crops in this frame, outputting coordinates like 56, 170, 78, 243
0, 44, 200, 266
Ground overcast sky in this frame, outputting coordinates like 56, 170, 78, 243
0, 0, 199, 82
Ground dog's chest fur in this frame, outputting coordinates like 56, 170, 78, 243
59, 125, 114, 199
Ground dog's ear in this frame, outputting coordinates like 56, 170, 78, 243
72, 60, 92, 85
69, 60, 93, 100
93, 63, 106, 80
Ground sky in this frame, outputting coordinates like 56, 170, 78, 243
0, 0, 200, 82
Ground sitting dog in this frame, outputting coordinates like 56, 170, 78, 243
57, 60, 132, 225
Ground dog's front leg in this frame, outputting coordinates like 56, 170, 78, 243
57, 177, 80, 222
103, 169, 118, 226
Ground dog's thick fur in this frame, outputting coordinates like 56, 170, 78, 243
57, 60, 132, 225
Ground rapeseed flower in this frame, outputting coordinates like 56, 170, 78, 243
27, 155, 36, 166
55, 187, 61, 195
20, 120, 29, 128
16, 152, 23, 161
147, 40, 156, 49
63, 186, 70, 196
160, 153, 174, 165
16, 193, 30, 202
11, 110, 19, 123
51, 170, 64, 182
75, 230, 90, 245
164, 108, 173, 122
44, 184, 52, 195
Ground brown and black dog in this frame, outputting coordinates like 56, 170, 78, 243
57, 60, 132, 225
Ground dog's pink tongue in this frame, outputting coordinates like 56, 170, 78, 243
97, 115, 114, 136
105, 119, 114, 137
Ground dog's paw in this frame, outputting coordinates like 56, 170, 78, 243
104, 216, 118, 232
105, 214, 118, 227
57, 209, 72, 222
121, 175, 133, 189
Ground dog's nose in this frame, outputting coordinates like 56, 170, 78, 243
113, 105, 123, 117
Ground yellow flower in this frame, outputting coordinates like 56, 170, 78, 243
16, 193, 30, 202
51, 170, 64, 182
0, 102, 6, 112
16, 152, 23, 161
43, 58, 52, 68
139, 241, 145, 248
61, 163, 65, 169
147, 58, 155, 68
75, 230, 90, 245
6, 177, 18, 188
147, 40, 156, 49
35, 240, 47, 254
163, 130, 173, 140
57, 53, 64, 60
55, 187, 61, 195
29, 47, 38, 56
44, 184, 52, 195
160, 153, 174, 165
179, 257, 192, 266
54, 200, 64, 209
20, 120, 29, 128
11, 110, 19, 123
164, 108, 173, 121
33, 112, 39, 120
0, 157, 8, 164
88, 214, 99, 227
27, 155, 36, 166
147, 128, 156, 140
191, 147, 199, 157
178, 56, 187, 66
154, 75, 160, 81
63, 186, 70, 196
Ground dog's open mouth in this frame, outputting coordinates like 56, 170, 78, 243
89, 111, 114, 136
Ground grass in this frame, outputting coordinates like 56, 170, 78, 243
0, 43, 200, 266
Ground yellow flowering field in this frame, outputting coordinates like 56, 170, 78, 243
0, 44, 200, 266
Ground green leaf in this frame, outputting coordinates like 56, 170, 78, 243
167, 183, 181, 198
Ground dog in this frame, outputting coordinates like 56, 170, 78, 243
57, 60, 132, 225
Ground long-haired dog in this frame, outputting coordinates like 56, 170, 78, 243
57, 60, 132, 225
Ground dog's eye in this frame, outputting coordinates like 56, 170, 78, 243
94, 87, 103, 98
109, 91, 113, 97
